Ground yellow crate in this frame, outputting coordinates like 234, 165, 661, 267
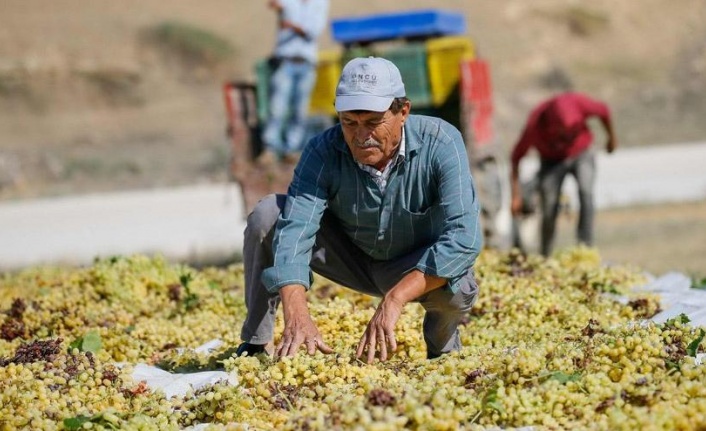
309, 50, 341, 116
426, 36, 475, 106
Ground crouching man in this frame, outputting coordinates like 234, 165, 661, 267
237, 57, 483, 363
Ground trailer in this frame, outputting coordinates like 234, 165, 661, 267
224, 9, 511, 248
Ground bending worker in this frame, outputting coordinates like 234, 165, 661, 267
510, 92, 617, 256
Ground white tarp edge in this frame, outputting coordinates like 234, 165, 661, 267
131, 363, 238, 400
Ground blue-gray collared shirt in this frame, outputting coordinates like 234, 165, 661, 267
272, 0, 329, 64
262, 114, 483, 293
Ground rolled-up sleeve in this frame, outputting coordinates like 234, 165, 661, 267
261, 139, 329, 293
299, 0, 328, 40
415, 124, 483, 292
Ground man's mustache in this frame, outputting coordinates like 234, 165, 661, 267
355, 138, 381, 149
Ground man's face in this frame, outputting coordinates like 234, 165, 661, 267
339, 101, 411, 171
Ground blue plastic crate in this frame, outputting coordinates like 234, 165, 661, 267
331, 9, 466, 45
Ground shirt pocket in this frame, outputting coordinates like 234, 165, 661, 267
395, 205, 443, 246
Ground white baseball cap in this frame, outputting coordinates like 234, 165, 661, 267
335, 57, 406, 112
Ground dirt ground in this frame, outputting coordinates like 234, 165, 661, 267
2, 1, 706, 199
555, 200, 706, 279
1, 1, 705, 275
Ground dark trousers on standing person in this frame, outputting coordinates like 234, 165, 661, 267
240, 194, 479, 359
538, 148, 596, 256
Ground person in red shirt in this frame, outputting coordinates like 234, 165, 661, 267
510, 92, 617, 256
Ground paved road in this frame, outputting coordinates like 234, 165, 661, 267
518, 140, 706, 209
1, 141, 705, 271
0, 183, 247, 270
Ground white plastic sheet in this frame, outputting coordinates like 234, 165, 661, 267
131, 363, 238, 399
640, 272, 706, 327
120, 339, 238, 399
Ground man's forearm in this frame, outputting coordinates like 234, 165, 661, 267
281, 20, 308, 38
601, 118, 617, 152
279, 284, 309, 318
386, 270, 446, 306
510, 162, 521, 198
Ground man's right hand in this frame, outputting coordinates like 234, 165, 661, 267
510, 164, 524, 217
511, 193, 524, 217
276, 285, 334, 358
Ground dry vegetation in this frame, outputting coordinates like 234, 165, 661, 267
553, 200, 706, 279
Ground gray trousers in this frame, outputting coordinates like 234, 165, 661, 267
538, 148, 596, 256
240, 194, 479, 358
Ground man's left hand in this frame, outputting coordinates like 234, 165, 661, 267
356, 297, 403, 363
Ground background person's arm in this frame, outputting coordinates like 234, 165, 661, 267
509, 111, 541, 216
601, 114, 617, 153
510, 159, 523, 216
575, 94, 617, 154
281, 0, 328, 41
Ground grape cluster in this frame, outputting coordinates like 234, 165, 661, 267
0, 247, 704, 430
